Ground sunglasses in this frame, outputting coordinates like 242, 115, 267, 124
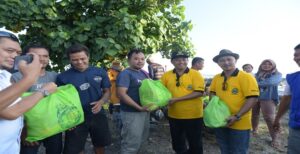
175, 73, 180, 87
176, 77, 180, 87
222, 77, 228, 91
0, 31, 19, 42
222, 81, 228, 91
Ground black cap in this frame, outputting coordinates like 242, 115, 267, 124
171, 51, 189, 60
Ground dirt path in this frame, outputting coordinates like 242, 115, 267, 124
39, 113, 289, 154
104, 114, 288, 154
103, 114, 288, 154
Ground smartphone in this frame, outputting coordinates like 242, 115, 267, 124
13, 55, 33, 71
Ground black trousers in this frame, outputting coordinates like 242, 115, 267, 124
168, 117, 203, 154
21, 133, 62, 154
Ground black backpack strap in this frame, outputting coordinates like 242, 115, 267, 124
140, 69, 150, 79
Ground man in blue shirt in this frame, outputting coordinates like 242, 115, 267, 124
117, 49, 150, 154
274, 43, 300, 154
56, 44, 111, 154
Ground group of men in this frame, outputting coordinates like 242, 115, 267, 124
0, 30, 300, 154
0, 31, 111, 154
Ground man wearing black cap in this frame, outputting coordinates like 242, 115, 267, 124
161, 51, 205, 154
209, 49, 259, 154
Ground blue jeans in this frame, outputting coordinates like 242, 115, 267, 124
214, 128, 250, 154
288, 128, 300, 154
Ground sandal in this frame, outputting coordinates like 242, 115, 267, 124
271, 140, 280, 149
252, 130, 258, 137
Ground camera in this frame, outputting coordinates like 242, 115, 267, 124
13, 55, 33, 71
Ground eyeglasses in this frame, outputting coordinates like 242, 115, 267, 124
222, 81, 228, 91
176, 77, 180, 87
0, 31, 19, 43
175, 73, 180, 87
222, 77, 228, 91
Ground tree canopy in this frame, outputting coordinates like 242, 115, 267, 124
0, 0, 194, 70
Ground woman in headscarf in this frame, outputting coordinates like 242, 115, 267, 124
252, 59, 282, 148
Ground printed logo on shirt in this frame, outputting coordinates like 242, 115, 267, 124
187, 84, 193, 90
32, 83, 44, 91
137, 79, 143, 86
80, 83, 90, 91
94, 76, 102, 82
231, 88, 239, 95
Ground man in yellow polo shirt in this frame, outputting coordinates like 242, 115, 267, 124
210, 49, 259, 154
161, 51, 205, 154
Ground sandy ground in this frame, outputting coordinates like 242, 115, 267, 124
38, 111, 289, 154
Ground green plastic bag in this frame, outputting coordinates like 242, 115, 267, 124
139, 79, 172, 111
23, 84, 84, 142
204, 96, 231, 128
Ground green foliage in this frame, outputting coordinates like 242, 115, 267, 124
0, 0, 194, 71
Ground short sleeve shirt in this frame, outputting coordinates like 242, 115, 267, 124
12, 71, 57, 92
210, 69, 259, 130
116, 68, 148, 112
56, 67, 111, 115
283, 81, 291, 95
161, 68, 205, 119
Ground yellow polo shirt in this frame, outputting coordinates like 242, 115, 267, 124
161, 68, 205, 119
210, 69, 259, 130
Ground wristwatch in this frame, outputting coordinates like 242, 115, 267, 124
36, 89, 50, 97
234, 114, 241, 120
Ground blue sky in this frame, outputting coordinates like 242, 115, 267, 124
181, 0, 300, 76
